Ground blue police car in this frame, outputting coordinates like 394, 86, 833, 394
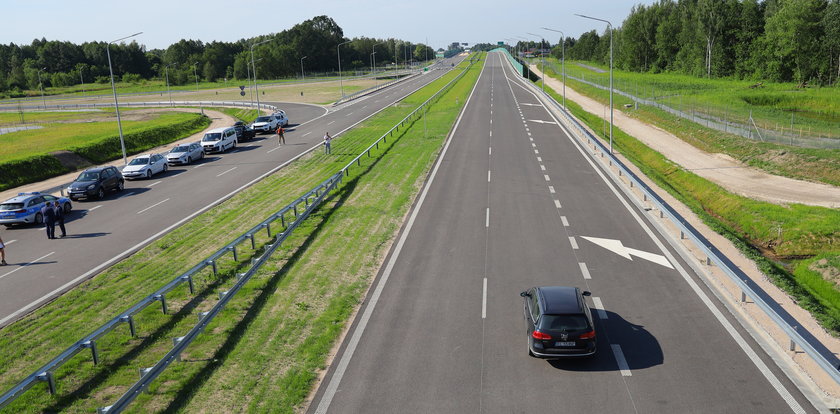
0, 192, 72, 227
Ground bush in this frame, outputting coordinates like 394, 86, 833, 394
95, 75, 111, 84
122, 73, 142, 84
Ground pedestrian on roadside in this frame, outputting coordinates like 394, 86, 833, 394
0, 234, 7, 265
323, 132, 332, 154
41, 202, 56, 239
277, 125, 285, 145
53, 201, 67, 238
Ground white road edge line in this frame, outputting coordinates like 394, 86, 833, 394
136, 198, 169, 214
579, 262, 592, 279
482, 278, 487, 319
611, 344, 632, 377
0, 252, 55, 281
314, 56, 485, 414
592, 296, 608, 319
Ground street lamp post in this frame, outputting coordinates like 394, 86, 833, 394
337, 40, 352, 97
250, 38, 273, 112
37, 67, 46, 108
542, 27, 566, 110
300, 56, 308, 81
193, 62, 203, 115
526, 32, 545, 94
516, 36, 530, 79
164, 63, 175, 107
372, 42, 384, 76
576, 14, 613, 153
107, 31, 143, 165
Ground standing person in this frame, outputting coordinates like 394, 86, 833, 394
41, 202, 56, 239
323, 132, 332, 154
277, 125, 285, 145
53, 201, 67, 238
0, 234, 7, 265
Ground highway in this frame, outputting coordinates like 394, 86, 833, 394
0, 58, 461, 327
307, 52, 815, 413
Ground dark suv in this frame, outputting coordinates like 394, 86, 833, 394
67, 166, 124, 200
521, 286, 596, 358
232, 121, 256, 141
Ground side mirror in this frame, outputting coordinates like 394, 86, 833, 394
520, 291, 530, 298
582, 291, 591, 297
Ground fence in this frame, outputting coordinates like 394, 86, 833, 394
541, 60, 840, 149
0, 100, 278, 116
519, 62, 840, 386
0, 55, 477, 413
333, 69, 420, 106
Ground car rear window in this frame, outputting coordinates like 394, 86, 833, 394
541, 314, 590, 332
0, 203, 24, 211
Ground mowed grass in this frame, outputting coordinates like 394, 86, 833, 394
0, 111, 205, 164
210, 107, 261, 123
536, 73, 840, 333
0, 54, 482, 413
538, 59, 840, 187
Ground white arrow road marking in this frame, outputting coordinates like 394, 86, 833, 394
527, 119, 557, 124
581, 236, 674, 269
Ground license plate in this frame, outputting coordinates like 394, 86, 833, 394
555, 341, 576, 347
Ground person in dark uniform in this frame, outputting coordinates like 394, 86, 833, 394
41, 203, 56, 239
53, 201, 66, 238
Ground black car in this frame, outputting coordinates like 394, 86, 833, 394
521, 286, 596, 358
67, 166, 124, 200
232, 121, 256, 141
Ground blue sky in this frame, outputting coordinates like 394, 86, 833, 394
3, 0, 655, 50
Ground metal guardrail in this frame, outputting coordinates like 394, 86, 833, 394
0, 54, 478, 413
520, 65, 840, 385
333, 70, 420, 106
0, 100, 278, 113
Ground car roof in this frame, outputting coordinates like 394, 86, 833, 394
83, 166, 112, 172
206, 127, 233, 133
537, 286, 583, 314
2, 192, 55, 204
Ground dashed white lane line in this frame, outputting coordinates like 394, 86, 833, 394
489, 130, 492, 137
534, 150, 539, 154
561, 216, 569, 227
543, 174, 550, 181
530, 137, 534, 142
193, 164, 205, 169
611, 344, 632, 377
579, 262, 592, 279
569, 236, 579, 249
531, 143, 536, 148
361, 105, 368, 109
4, 239, 16, 245
490, 119, 492, 124
303, 131, 312, 136
118, 192, 136, 200
540, 165, 546, 171
489, 147, 492, 155
345, 112, 354, 117
482, 278, 487, 319
487, 170, 491, 182
267, 145, 283, 154
485, 208, 490, 228
89, 205, 102, 211
592, 296, 608, 319
136, 198, 169, 214
554, 199, 562, 209
548, 185, 555, 194
0, 252, 55, 280
146, 180, 162, 188
537, 157, 542, 162
328, 120, 335, 125
216, 167, 237, 177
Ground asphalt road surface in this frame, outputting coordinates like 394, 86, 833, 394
0, 57, 463, 327
307, 53, 816, 413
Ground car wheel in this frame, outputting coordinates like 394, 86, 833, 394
64, 202, 72, 213
146, 170, 152, 179
186, 156, 192, 164
97, 187, 105, 199
117, 180, 124, 191
232, 140, 237, 149
35, 212, 43, 225
163, 163, 168, 172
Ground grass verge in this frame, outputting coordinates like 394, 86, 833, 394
208, 107, 260, 124
536, 70, 840, 334
0, 53, 483, 413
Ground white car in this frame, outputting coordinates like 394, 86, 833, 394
272, 110, 289, 127
122, 153, 168, 179
166, 142, 205, 165
201, 127, 238, 153
250, 115, 278, 134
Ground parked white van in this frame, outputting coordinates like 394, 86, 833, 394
201, 127, 238, 153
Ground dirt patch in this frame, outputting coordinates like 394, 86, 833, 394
811, 259, 840, 287
50, 150, 92, 170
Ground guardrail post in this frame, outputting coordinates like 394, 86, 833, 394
680, 231, 685, 240
643, 194, 647, 202
98, 406, 113, 414
219, 291, 229, 300
660, 210, 664, 219
138, 367, 152, 381
82, 340, 100, 365
305, 196, 309, 208
36, 371, 56, 395
155, 294, 168, 315
181, 275, 194, 295
293, 205, 298, 217
249, 233, 255, 249
280, 214, 286, 229
229, 245, 238, 262
198, 311, 210, 322
172, 337, 185, 361
629, 180, 634, 188
790, 327, 798, 352
706, 256, 712, 266
266, 223, 272, 237
236, 273, 246, 282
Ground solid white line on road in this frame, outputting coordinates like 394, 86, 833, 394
328, 120, 335, 125
592, 296, 608, 319
487, 170, 491, 182
485, 208, 490, 228
303, 131, 312, 136
89, 205, 102, 211
540, 165, 546, 171
117, 192, 136, 200
482, 278, 487, 319
554, 199, 562, 209
136, 198, 169, 214
561, 216, 569, 226
579, 262, 592, 279
611, 344, 632, 376
543, 174, 550, 181
569, 236, 579, 249
549, 185, 555, 194
0, 252, 55, 281
146, 180, 162, 188
216, 167, 237, 177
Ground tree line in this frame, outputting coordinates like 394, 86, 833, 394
515, 0, 840, 85
0, 15, 435, 97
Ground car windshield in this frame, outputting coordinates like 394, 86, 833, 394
255, 116, 271, 122
77, 171, 99, 181
202, 133, 221, 142
171, 145, 190, 153
0, 203, 24, 211
129, 157, 149, 166
541, 315, 590, 332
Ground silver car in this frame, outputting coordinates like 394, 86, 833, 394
166, 142, 205, 165
122, 153, 168, 179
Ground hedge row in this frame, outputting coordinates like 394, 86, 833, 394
0, 155, 70, 192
